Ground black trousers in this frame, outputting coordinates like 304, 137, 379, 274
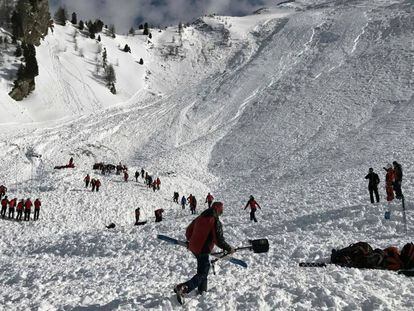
393, 181, 403, 199
369, 186, 380, 203
9, 208, 14, 219
34, 209, 40, 220
184, 253, 210, 294
24, 210, 30, 221
1, 206, 6, 217
16, 210, 23, 220
250, 209, 257, 222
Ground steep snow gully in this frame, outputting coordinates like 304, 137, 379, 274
0, 0, 413, 310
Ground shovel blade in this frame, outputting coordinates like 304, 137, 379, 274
249, 239, 269, 253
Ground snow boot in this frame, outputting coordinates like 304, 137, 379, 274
174, 284, 187, 305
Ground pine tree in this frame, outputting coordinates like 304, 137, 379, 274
22, 43, 38, 79
178, 21, 183, 34
139, 58, 144, 65
71, 12, 77, 25
105, 64, 116, 86
11, 10, 22, 42
109, 24, 116, 38
94, 19, 104, 33
143, 22, 149, 35
54, 6, 67, 26
89, 23, 97, 39
129, 27, 134, 36
14, 44, 22, 57
102, 48, 107, 68
78, 20, 84, 30
138, 24, 143, 30
97, 35, 101, 42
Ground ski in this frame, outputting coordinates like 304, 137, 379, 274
299, 262, 327, 267
157, 234, 248, 268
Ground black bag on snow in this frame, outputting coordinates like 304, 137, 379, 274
331, 242, 376, 268
400, 243, 414, 269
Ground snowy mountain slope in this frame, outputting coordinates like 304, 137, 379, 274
0, 0, 413, 310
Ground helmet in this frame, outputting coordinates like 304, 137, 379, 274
211, 202, 223, 215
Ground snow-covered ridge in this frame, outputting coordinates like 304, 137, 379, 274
0, 1, 413, 309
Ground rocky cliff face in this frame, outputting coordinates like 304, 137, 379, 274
9, 0, 51, 101
16, 0, 51, 46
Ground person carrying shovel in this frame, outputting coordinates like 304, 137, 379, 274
174, 202, 235, 304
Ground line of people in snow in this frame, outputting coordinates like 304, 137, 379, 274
83, 174, 101, 191
1, 196, 42, 221
365, 161, 403, 204
172, 191, 262, 222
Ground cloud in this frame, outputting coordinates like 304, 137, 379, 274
50, 0, 279, 32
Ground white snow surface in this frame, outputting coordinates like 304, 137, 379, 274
0, 0, 414, 310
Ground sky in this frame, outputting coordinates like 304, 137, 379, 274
49, 0, 280, 33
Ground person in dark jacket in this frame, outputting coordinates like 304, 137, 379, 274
155, 209, 164, 222
181, 195, 186, 209
173, 192, 179, 203
84, 174, 90, 188
135, 171, 139, 182
393, 161, 403, 199
174, 202, 235, 304
244, 195, 261, 222
365, 168, 380, 203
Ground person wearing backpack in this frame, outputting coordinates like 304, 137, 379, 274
392, 161, 403, 199
365, 168, 380, 203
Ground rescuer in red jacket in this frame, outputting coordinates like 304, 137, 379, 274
174, 202, 234, 302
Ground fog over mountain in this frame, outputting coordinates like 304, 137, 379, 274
49, 0, 280, 31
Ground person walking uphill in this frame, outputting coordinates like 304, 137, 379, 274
84, 174, 90, 188
174, 202, 235, 304
205, 193, 214, 208
244, 195, 262, 222
383, 164, 395, 202
393, 161, 403, 199
365, 168, 380, 203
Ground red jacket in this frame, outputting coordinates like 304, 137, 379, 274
9, 199, 16, 208
206, 194, 214, 203
95, 180, 101, 187
385, 169, 395, 187
156, 178, 160, 185
245, 199, 261, 210
34, 199, 41, 209
17, 201, 24, 211
25, 200, 32, 210
84, 175, 90, 182
1, 198, 8, 207
186, 208, 231, 255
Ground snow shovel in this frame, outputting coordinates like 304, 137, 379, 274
212, 238, 269, 256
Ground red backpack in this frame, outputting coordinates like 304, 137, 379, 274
400, 243, 414, 269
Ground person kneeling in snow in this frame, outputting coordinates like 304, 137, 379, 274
174, 202, 235, 303
154, 209, 164, 222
